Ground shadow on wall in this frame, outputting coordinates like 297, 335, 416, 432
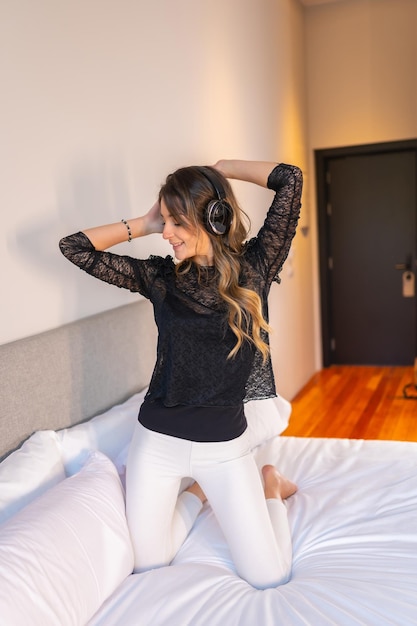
9, 158, 135, 315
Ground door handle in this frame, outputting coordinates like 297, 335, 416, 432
394, 253, 412, 271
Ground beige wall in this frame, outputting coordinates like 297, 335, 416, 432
304, 0, 417, 367
1, 0, 315, 400
306, 0, 417, 148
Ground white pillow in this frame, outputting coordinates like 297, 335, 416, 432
0, 451, 134, 626
57, 388, 147, 475
245, 395, 291, 449
0, 430, 66, 525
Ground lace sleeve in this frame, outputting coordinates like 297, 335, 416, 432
245, 163, 303, 285
59, 231, 163, 298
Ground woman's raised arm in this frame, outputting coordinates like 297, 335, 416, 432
212, 160, 279, 188
82, 200, 163, 251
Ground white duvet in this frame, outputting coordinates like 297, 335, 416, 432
89, 436, 417, 626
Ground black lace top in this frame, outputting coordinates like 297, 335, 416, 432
59, 163, 302, 413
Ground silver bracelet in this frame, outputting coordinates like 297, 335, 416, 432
121, 219, 132, 242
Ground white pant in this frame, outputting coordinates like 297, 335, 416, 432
126, 422, 292, 589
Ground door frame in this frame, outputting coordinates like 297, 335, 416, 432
315, 138, 417, 367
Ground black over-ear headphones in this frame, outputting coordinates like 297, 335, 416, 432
198, 167, 233, 236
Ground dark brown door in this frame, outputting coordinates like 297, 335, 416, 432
316, 141, 417, 366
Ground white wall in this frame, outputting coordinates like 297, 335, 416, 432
1, 0, 315, 400
304, 0, 417, 368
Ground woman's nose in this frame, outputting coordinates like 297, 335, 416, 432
162, 223, 171, 239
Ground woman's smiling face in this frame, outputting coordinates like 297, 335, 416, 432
160, 199, 214, 266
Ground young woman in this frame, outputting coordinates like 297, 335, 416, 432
59, 159, 302, 589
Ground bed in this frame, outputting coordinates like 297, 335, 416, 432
1, 300, 417, 626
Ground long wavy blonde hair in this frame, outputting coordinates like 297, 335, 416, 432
159, 166, 271, 361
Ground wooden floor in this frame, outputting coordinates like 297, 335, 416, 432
282, 366, 417, 442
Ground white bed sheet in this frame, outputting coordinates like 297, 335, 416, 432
89, 436, 417, 626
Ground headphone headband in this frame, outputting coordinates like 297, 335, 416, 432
199, 167, 226, 201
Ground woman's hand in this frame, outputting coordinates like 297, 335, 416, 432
143, 200, 163, 235
212, 159, 229, 178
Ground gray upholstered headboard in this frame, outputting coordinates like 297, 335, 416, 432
0, 300, 157, 460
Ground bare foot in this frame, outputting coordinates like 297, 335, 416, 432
262, 465, 297, 501
185, 481, 207, 504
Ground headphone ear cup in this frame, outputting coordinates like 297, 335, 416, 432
205, 199, 233, 235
